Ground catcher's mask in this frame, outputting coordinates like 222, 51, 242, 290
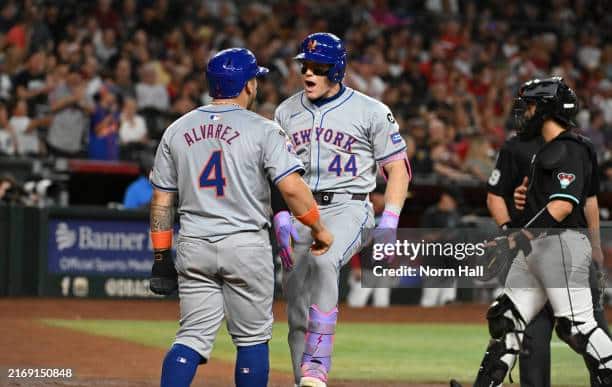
513, 77, 578, 140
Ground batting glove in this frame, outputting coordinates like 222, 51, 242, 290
374, 210, 400, 262
274, 211, 299, 270
150, 249, 178, 295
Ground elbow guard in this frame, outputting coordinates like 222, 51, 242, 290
270, 182, 289, 214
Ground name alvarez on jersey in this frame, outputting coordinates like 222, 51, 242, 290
183, 122, 240, 147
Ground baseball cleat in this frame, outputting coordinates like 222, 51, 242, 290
299, 376, 327, 387
449, 379, 463, 387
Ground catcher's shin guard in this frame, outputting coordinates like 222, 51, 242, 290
474, 295, 526, 387
300, 304, 337, 383
556, 317, 612, 386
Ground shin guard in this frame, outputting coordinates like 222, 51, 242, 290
301, 304, 338, 382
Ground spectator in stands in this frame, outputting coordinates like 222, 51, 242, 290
9, 98, 46, 156
46, 64, 92, 157
0, 54, 12, 102
463, 135, 494, 182
119, 96, 147, 146
0, 102, 16, 155
113, 57, 135, 99
94, 27, 118, 65
135, 62, 170, 112
0, 174, 15, 203
119, 96, 149, 160
122, 152, 153, 209
13, 50, 51, 117
582, 109, 608, 161
89, 84, 120, 160
0, 0, 608, 211
82, 55, 103, 103
428, 119, 471, 181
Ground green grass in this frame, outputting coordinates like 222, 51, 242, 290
42, 319, 588, 386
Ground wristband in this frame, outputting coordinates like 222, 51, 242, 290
296, 204, 320, 226
514, 231, 532, 257
384, 204, 402, 216
500, 221, 512, 236
151, 230, 173, 250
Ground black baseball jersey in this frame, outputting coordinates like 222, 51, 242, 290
487, 135, 543, 226
525, 131, 598, 228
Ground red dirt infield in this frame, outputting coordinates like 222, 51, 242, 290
2, 298, 608, 386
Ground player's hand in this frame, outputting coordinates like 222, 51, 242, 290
593, 260, 608, 311
593, 245, 604, 267
150, 249, 178, 295
310, 227, 333, 256
374, 210, 400, 262
273, 211, 298, 270
514, 176, 528, 210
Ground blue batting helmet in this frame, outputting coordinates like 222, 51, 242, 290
206, 48, 269, 99
294, 32, 346, 83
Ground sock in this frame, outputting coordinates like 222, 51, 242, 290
235, 342, 269, 387
161, 344, 203, 387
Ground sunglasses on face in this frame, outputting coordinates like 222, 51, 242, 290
300, 62, 331, 76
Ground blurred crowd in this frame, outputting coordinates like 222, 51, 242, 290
0, 0, 610, 188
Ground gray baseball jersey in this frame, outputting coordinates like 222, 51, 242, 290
275, 86, 406, 383
151, 104, 304, 240
274, 86, 407, 193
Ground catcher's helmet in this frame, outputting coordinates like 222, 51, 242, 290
206, 48, 269, 99
294, 32, 346, 83
513, 77, 578, 138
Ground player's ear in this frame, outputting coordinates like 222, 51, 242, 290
245, 78, 257, 96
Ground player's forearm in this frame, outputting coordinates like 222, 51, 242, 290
277, 173, 317, 216
487, 193, 511, 226
150, 189, 176, 232
277, 173, 325, 232
270, 181, 289, 215
382, 160, 409, 213
585, 196, 602, 249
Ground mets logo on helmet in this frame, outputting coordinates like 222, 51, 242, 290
307, 39, 317, 52
557, 172, 576, 189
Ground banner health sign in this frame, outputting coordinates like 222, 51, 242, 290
47, 219, 166, 277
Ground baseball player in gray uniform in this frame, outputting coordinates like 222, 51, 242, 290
149, 48, 333, 387
273, 33, 411, 387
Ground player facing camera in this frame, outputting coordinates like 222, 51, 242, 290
294, 32, 346, 101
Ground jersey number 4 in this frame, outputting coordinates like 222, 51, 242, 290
199, 150, 226, 196
328, 154, 357, 176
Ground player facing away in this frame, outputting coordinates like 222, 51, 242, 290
149, 48, 333, 387
451, 77, 612, 387
274, 32, 411, 387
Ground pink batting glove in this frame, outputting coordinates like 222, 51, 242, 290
273, 211, 299, 270
375, 210, 400, 262
378, 210, 400, 229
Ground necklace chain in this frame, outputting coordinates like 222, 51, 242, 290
211, 101, 242, 108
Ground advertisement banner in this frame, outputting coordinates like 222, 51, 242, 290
47, 219, 155, 277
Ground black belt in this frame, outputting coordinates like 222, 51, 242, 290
313, 192, 368, 206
